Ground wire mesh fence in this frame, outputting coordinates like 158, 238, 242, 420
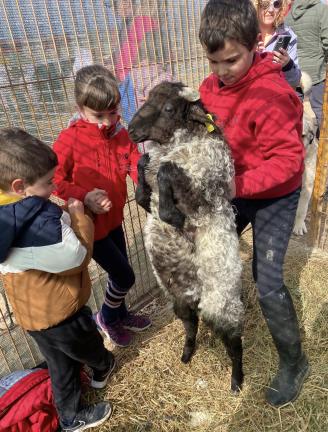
0, 0, 208, 377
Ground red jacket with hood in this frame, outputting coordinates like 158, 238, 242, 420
53, 119, 140, 240
200, 52, 304, 199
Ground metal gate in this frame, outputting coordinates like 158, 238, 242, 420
0, 0, 208, 377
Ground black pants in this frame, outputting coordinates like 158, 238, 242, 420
28, 306, 113, 425
232, 188, 300, 298
93, 225, 135, 324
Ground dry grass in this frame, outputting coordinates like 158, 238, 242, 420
84, 231, 328, 432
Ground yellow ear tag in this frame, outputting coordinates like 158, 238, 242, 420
205, 113, 215, 133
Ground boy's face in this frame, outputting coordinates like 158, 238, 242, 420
80, 105, 119, 128
22, 168, 56, 200
205, 39, 256, 86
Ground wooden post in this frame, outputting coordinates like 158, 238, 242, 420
309, 71, 328, 250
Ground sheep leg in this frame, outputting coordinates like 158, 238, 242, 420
135, 153, 152, 213
220, 332, 244, 393
174, 300, 199, 363
157, 162, 187, 229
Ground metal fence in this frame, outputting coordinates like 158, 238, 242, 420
0, 0, 208, 377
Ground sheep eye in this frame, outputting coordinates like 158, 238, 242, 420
164, 104, 174, 113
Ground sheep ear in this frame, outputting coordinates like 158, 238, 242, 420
188, 105, 220, 133
178, 86, 200, 102
189, 104, 212, 124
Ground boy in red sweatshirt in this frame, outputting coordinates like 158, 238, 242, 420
199, 0, 309, 407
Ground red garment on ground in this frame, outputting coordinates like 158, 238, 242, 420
53, 120, 141, 240
0, 369, 58, 432
200, 52, 304, 199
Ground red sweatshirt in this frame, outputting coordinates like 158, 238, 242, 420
53, 119, 140, 240
200, 52, 304, 199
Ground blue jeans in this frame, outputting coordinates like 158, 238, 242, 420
232, 188, 300, 299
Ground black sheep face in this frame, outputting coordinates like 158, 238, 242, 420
128, 81, 202, 145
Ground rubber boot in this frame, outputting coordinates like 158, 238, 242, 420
259, 286, 309, 407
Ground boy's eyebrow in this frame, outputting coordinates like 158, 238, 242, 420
207, 53, 240, 62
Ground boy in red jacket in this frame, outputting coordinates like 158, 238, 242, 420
199, 0, 309, 407
53, 65, 151, 348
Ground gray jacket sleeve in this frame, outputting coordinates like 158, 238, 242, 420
320, 4, 328, 60
283, 34, 302, 88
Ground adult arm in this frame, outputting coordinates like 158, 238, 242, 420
282, 35, 301, 87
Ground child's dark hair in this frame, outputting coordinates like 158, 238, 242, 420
0, 128, 57, 191
74, 64, 121, 111
199, 0, 259, 53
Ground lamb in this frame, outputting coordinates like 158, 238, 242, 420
128, 81, 244, 392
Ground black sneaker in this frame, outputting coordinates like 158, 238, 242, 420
90, 356, 116, 389
61, 402, 112, 431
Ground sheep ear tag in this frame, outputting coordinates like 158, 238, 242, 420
205, 114, 215, 133
178, 87, 200, 102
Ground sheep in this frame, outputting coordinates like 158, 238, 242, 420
128, 81, 244, 392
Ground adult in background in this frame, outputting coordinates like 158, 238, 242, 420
286, 0, 328, 137
255, 0, 301, 89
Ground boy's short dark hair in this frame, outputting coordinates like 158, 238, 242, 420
74, 64, 121, 111
0, 128, 58, 190
199, 0, 259, 53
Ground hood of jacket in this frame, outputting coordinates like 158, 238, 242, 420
290, 0, 320, 19
0, 194, 62, 263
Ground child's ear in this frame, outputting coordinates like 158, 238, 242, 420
11, 179, 26, 195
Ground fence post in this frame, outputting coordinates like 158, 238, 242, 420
309, 71, 328, 250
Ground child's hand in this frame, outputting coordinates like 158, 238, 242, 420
67, 198, 84, 214
272, 48, 290, 68
95, 194, 112, 212
257, 33, 265, 52
84, 189, 111, 214
257, 40, 265, 52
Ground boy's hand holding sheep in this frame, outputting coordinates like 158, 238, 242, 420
84, 188, 112, 214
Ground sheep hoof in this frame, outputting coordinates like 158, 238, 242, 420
230, 379, 242, 394
181, 354, 191, 363
181, 348, 194, 363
